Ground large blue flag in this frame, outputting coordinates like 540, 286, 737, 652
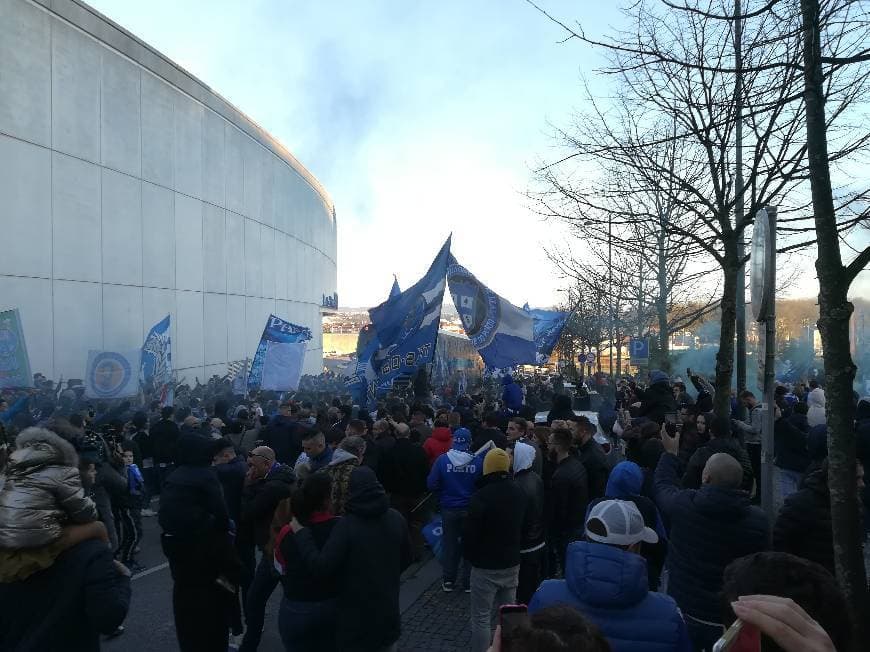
0, 309, 33, 389
248, 315, 312, 391
524, 306, 572, 363
141, 315, 173, 405
367, 237, 451, 393
447, 257, 536, 369
389, 276, 401, 299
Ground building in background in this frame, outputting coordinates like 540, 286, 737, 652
0, 0, 337, 381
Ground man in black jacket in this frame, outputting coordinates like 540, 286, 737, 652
292, 466, 412, 652
160, 433, 242, 651
773, 460, 864, 575
547, 427, 589, 574
0, 539, 131, 652
655, 430, 769, 652
464, 448, 527, 652
574, 416, 609, 499
510, 441, 546, 604
150, 405, 180, 489
239, 446, 295, 652
262, 401, 302, 467
380, 421, 430, 561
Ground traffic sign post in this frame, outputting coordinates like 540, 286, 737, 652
751, 206, 777, 522
629, 338, 649, 366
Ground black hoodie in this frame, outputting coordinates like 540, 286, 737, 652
294, 467, 412, 652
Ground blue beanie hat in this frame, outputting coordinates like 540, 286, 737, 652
650, 370, 670, 385
452, 427, 471, 452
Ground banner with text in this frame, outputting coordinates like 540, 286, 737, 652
247, 315, 312, 391
0, 309, 33, 389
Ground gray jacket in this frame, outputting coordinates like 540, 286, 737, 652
0, 427, 97, 549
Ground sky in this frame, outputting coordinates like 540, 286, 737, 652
87, 0, 868, 308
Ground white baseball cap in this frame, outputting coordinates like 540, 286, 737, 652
585, 499, 659, 546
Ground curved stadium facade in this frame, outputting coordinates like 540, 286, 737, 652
0, 0, 337, 381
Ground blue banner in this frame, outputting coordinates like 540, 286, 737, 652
447, 256, 536, 369
248, 315, 312, 391
141, 315, 173, 406
366, 237, 451, 395
525, 307, 572, 363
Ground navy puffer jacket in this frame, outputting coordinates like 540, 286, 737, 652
530, 541, 692, 652
654, 453, 769, 623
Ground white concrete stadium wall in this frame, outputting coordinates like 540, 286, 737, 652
0, 0, 337, 382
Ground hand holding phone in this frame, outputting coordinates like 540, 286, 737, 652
500, 604, 529, 644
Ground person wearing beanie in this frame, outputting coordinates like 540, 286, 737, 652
427, 426, 487, 592
463, 448, 528, 652
423, 422, 453, 467
633, 370, 677, 425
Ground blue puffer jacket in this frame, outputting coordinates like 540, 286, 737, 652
530, 541, 692, 652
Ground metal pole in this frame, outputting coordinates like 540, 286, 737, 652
761, 206, 777, 521
735, 0, 748, 419
608, 215, 614, 377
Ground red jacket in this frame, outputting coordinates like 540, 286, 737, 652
423, 427, 453, 467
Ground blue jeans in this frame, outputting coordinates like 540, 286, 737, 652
240, 553, 280, 652
441, 507, 471, 586
278, 598, 338, 652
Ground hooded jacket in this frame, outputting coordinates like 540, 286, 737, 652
427, 438, 484, 510
600, 462, 667, 591
463, 471, 527, 569
0, 427, 97, 549
502, 375, 524, 412
772, 467, 836, 574
529, 541, 692, 652
158, 434, 240, 586
293, 467, 411, 652
807, 388, 827, 428
654, 453, 769, 623
327, 448, 359, 516
422, 427, 452, 467
513, 442, 545, 552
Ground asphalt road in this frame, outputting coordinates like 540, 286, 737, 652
104, 500, 441, 652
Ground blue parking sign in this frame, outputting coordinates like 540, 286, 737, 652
630, 338, 649, 364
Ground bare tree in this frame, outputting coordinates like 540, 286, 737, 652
529, 0, 869, 419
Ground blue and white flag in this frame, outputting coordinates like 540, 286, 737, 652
367, 237, 451, 393
85, 350, 141, 399
0, 308, 33, 389
248, 315, 311, 391
347, 278, 403, 409
141, 315, 173, 406
447, 257, 536, 369
525, 306, 572, 363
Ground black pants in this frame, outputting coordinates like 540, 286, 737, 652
239, 553, 280, 652
746, 443, 762, 503
116, 507, 139, 565
517, 547, 546, 605
173, 583, 230, 652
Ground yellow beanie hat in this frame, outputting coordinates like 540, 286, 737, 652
483, 448, 510, 476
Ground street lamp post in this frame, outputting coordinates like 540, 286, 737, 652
608, 213, 614, 377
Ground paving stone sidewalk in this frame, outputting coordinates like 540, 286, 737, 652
399, 582, 473, 651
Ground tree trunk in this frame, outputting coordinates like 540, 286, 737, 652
801, 0, 869, 640
715, 251, 739, 419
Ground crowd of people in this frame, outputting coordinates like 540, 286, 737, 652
0, 366, 866, 651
